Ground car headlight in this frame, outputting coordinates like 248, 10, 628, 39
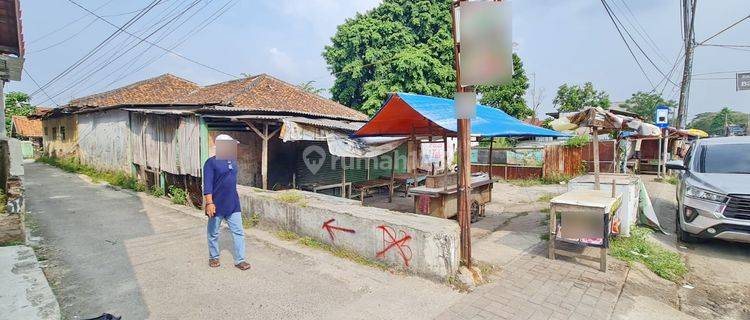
685, 185, 727, 203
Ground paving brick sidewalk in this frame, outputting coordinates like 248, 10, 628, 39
439, 245, 628, 320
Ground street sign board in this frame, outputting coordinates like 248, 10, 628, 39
458, 1, 512, 86
655, 105, 669, 128
737, 73, 750, 91
455, 91, 477, 119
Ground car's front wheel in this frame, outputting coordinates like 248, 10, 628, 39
676, 208, 701, 243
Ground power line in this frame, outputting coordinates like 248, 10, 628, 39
66, 0, 238, 78
26, 0, 118, 44
599, 0, 654, 88
699, 14, 750, 45
603, 0, 679, 88
30, 0, 162, 98
40, 0, 205, 104
23, 68, 58, 107
693, 69, 750, 76
613, 0, 671, 64
98, 0, 240, 92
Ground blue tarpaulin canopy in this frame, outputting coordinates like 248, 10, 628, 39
353, 92, 568, 138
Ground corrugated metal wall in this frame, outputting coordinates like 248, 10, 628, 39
295, 141, 408, 186
77, 109, 130, 172
130, 113, 201, 176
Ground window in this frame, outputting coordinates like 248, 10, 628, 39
52, 127, 57, 140
60, 126, 66, 141
699, 144, 750, 174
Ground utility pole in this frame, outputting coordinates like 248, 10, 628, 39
676, 0, 697, 129
450, 0, 473, 269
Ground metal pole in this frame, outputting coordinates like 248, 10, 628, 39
451, 0, 472, 268
592, 127, 601, 190
657, 133, 663, 178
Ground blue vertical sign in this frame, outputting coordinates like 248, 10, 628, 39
655, 105, 669, 128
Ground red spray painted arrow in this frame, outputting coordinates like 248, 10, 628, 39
322, 218, 355, 242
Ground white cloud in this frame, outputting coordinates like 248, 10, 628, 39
268, 47, 298, 78
275, 0, 381, 39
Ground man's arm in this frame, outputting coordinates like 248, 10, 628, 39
203, 159, 216, 217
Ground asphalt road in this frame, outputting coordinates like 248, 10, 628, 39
24, 162, 460, 319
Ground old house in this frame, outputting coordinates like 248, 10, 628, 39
36, 73, 407, 204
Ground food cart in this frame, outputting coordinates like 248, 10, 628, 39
409, 172, 494, 222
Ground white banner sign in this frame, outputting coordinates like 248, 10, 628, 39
459, 1, 513, 86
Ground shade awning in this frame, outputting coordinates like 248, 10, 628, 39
353, 92, 567, 138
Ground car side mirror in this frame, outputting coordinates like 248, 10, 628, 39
666, 160, 687, 171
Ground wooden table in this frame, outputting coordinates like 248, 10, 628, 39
352, 179, 394, 205
548, 189, 622, 272
387, 173, 427, 196
299, 182, 352, 198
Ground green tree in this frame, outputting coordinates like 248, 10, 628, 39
298, 80, 326, 95
325, 0, 530, 118
4, 91, 36, 133
619, 91, 676, 122
323, 0, 455, 116
553, 82, 610, 112
477, 54, 532, 119
688, 108, 748, 136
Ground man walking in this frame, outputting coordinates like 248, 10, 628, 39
203, 134, 250, 270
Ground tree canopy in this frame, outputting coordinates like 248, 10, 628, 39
323, 0, 531, 119
619, 91, 676, 122
553, 82, 610, 112
5, 91, 36, 134
688, 107, 748, 136
477, 54, 533, 119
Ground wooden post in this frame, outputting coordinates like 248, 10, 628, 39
390, 150, 396, 203
411, 127, 418, 193
341, 157, 347, 198
452, 0, 473, 268
443, 133, 449, 191
246, 121, 280, 190
592, 127, 601, 190
488, 137, 494, 180
262, 123, 269, 190
549, 205, 556, 259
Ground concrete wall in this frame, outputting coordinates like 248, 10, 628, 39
238, 186, 460, 281
42, 115, 78, 159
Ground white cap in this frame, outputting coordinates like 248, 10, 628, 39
215, 134, 238, 143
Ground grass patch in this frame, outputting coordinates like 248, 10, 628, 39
275, 230, 387, 270
38, 156, 145, 192
610, 226, 687, 282
149, 186, 165, 197
665, 176, 679, 185
507, 179, 542, 187
0, 240, 24, 247
276, 190, 307, 207
275, 230, 299, 241
507, 173, 573, 187
537, 194, 554, 202
168, 185, 187, 205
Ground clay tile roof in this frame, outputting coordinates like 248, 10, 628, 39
68, 74, 199, 108
11, 116, 42, 137
178, 74, 368, 121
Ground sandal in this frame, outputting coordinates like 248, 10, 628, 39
235, 261, 251, 270
209, 259, 220, 268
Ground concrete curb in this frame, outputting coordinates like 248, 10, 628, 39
0, 245, 61, 320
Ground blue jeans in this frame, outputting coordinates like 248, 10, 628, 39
207, 212, 246, 264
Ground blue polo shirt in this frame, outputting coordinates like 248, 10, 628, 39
203, 156, 241, 217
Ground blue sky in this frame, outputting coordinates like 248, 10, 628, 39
10, 0, 750, 121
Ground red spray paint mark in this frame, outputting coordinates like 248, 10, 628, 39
375, 225, 412, 267
321, 218, 355, 242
